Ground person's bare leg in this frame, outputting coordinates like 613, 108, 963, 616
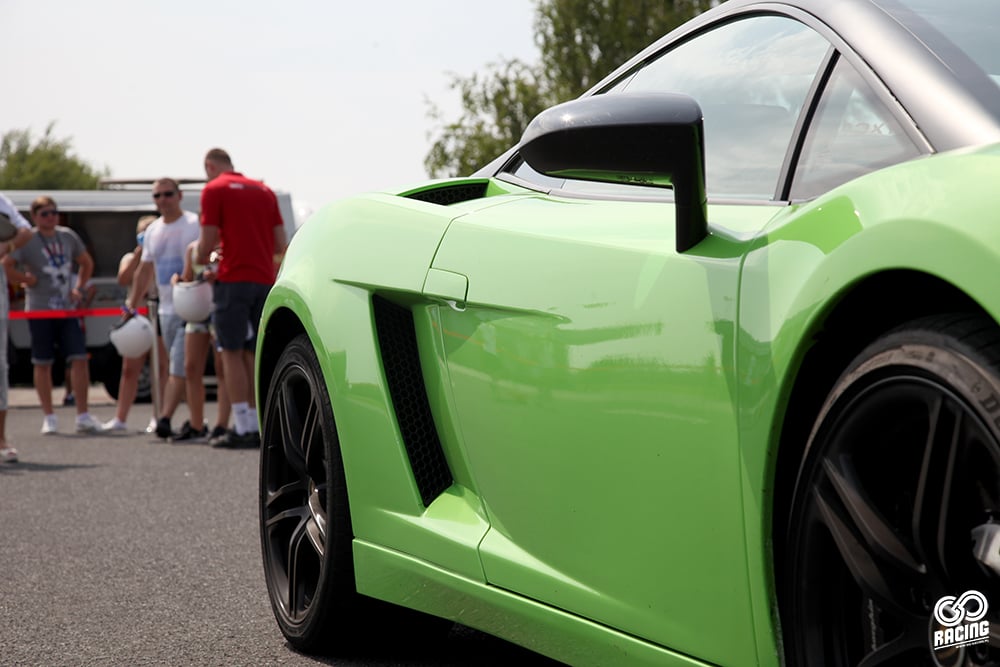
221, 348, 257, 436
63, 365, 73, 402
221, 349, 251, 404
154, 336, 168, 417
34, 364, 54, 416
71, 357, 90, 415
212, 346, 231, 429
114, 354, 146, 422
159, 322, 188, 422
184, 332, 209, 428
243, 350, 255, 409
161, 376, 186, 420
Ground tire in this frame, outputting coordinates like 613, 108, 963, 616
102, 378, 119, 400
258, 334, 367, 654
97, 347, 123, 400
99, 352, 151, 403
7, 339, 31, 387
782, 314, 1000, 666
135, 360, 152, 403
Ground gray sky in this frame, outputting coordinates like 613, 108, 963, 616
3, 0, 538, 216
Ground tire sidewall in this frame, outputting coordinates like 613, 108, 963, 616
259, 334, 345, 647
782, 322, 1000, 665
795, 328, 1000, 515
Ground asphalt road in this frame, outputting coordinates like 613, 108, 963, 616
0, 388, 563, 667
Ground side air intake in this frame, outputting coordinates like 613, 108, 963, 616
403, 182, 488, 205
372, 295, 453, 507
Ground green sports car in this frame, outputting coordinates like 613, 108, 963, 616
255, 0, 1000, 665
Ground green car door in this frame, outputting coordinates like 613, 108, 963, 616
428, 195, 779, 666
422, 13, 839, 664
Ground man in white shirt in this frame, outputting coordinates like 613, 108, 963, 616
125, 178, 201, 440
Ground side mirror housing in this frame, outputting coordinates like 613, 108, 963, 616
519, 92, 708, 253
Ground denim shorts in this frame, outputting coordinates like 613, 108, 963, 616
159, 312, 187, 377
184, 320, 210, 335
29, 317, 88, 365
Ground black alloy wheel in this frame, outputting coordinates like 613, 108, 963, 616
135, 358, 153, 403
783, 315, 1000, 667
259, 334, 358, 653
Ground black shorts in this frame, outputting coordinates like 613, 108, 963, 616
212, 281, 271, 352
29, 317, 88, 365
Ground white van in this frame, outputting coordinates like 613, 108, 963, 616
4, 180, 298, 399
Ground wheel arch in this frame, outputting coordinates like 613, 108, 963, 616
769, 269, 988, 579
257, 304, 308, 412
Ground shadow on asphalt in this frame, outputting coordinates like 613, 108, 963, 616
277, 622, 565, 666
0, 461, 100, 474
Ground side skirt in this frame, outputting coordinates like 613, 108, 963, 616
353, 539, 715, 667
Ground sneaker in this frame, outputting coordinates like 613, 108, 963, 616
210, 429, 260, 449
145, 417, 157, 434
172, 420, 208, 442
155, 416, 173, 439
63, 393, 75, 407
208, 425, 228, 443
102, 418, 129, 434
0, 447, 18, 463
76, 414, 102, 434
41, 415, 58, 435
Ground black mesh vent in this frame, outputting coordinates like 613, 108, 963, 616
372, 295, 453, 506
404, 182, 488, 206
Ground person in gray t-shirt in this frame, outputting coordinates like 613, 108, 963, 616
2, 196, 103, 435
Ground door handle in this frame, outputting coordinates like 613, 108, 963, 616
423, 268, 468, 311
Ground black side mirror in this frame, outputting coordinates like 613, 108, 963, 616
520, 92, 708, 253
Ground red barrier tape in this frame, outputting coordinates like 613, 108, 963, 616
8, 307, 149, 320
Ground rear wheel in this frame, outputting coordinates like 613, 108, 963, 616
99, 352, 151, 403
783, 315, 1000, 666
135, 360, 152, 403
96, 345, 123, 400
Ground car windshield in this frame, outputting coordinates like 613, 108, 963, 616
882, 0, 1000, 87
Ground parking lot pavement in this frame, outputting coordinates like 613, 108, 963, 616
0, 386, 562, 666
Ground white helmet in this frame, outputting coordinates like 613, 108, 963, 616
173, 281, 213, 323
110, 315, 154, 358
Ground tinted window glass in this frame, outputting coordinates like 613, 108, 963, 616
623, 16, 829, 199
791, 58, 921, 200
888, 1, 1000, 84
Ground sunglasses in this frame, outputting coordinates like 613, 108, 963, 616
36, 209, 58, 218
153, 191, 176, 199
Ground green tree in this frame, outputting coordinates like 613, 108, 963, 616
535, 0, 715, 102
0, 123, 108, 189
425, 0, 713, 177
425, 59, 550, 180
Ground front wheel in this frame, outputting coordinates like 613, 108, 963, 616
782, 315, 1000, 666
259, 334, 359, 654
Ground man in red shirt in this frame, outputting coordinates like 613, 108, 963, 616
197, 148, 286, 448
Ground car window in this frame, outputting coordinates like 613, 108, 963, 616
509, 16, 830, 201
622, 15, 830, 199
790, 57, 921, 200
887, 0, 1000, 90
